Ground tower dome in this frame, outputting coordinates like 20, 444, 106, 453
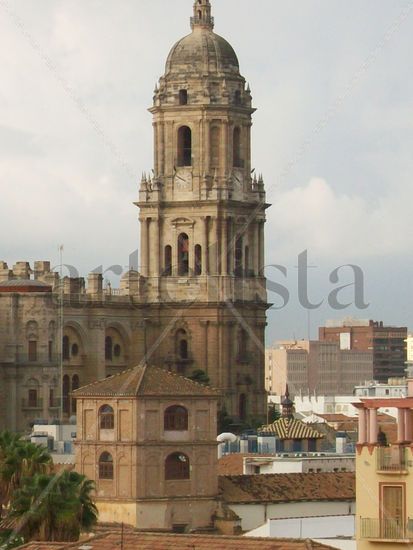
165, 0, 240, 77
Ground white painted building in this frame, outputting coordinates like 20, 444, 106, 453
247, 515, 355, 548
269, 394, 359, 416
243, 454, 355, 475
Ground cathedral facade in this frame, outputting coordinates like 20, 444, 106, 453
0, 0, 269, 432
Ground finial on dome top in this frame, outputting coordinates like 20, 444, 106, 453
191, 0, 214, 31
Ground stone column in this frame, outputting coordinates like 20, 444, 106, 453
397, 408, 405, 443
153, 122, 158, 176
358, 407, 367, 444
152, 218, 160, 277
204, 120, 210, 174
159, 122, 165, 175
223, 121, 229, 176
259, 221, 265, 277
202, 217, 209, 275
140, 218, 149, 277
221, 217, 228, 275
253, 222, 259, 276
228, 218, 234, 275
405, 409, 413, 443
368, 408, 378, 445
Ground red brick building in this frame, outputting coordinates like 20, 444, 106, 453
319, 319, 407, 382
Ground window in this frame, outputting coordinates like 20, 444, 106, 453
164, 406, 188, 431
165, 453, 190, 480
105, 336, 113, 361
234, 90, 242, 105
239, 393, 247, 421
178, 233, 189, 276
238, 328, 248, 358
71, 375, 80, 414
63, 375, 70, 415
179, 89, 188, 105
100, 405, 115, 430
176, 329, 188, 359
48, 341, 53, 362
63, 336, 70, 361
245, 246, 250, 276
114, 344, 121, 358
164, 245, 172, 276
49, 388, 54, 408
71, 343, 79, 357
194, 244, 202, 276
28, 341, 37, 362
177, 126, 192, 167
233, 127, 242, 167
99, 452, 114, 480
234, 236, 243, 277
28, 389, 37, 408
210, 126, 220, 168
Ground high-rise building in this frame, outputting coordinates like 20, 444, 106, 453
319, 319, 407, 382
265, 339, 373, 396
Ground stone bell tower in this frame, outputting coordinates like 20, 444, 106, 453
136, 0, 269, 423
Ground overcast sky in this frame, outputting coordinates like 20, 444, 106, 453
0, 0, 412, 342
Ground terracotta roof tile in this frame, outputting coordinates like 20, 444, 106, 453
260, 417, 324, 440
220, 472, 355, 503
72, 365, 219, 398
20, 532, 337, 549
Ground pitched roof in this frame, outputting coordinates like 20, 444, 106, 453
259, 417, 324, 440
72, 365, 219, 398
220, 472, 355, 504
16, 532, 337, 549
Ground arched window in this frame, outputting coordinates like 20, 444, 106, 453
245, 245, 250, 276
71, 375, 80, 414
165, 453, 190, 480
105, 336, 113, 361
234, 236, 243, 277
178, 233, 189, 276
194, 244, 202, 276
164, 245, 172, 276
71, 343, 79, 357
177, 126, 192, 167
99, 452, 114, 480
114, 344, 121, 358
239, 393, 247, 421
233, 127, 242, 168
176, 329, 188, 359
210, 126, 220, 168
63, 374, 70, 415
238, 328, 248, 358
28, 341, 37, 362
179, 89, 188, 105
28, 388, 38, 408
99, 405, 115, 430
62, 336, 70, 361
164, 406, 189, 431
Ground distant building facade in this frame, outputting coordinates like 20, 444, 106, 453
265, 339, 373, 397
319, 318, 407, 382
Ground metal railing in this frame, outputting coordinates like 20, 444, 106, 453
376, 446, 407, 472
361, 518, 413, 540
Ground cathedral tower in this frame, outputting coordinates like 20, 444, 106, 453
136, 0, 269, 422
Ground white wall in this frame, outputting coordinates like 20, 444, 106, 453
244, 456, 355, 475
228, 500, 356, 531
247, 515, 354, 539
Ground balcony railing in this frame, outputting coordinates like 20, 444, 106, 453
21, 398, 43, 410
361, 518, 413, 540
376, 446, 407, 472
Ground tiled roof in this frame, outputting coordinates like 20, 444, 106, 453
16, 533, 337, 549
218, 453, 274, 476
260, 417, 324, 440
220, 472, 355, 504
72, 365, 219, 398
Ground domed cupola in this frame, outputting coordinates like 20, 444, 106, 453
165, 0, 240, 78
155, 0, 249, 108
